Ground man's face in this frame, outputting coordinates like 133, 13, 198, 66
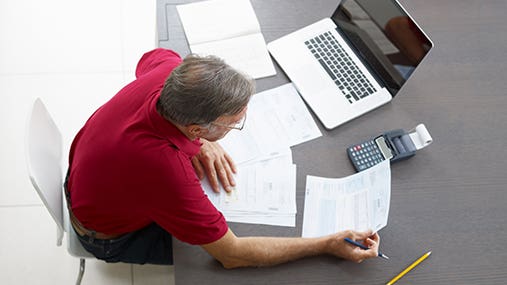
200, 107, 248, 142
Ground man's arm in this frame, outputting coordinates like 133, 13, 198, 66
201, 228, 380, 269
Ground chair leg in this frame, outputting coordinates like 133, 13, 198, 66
76, 258, 86, 285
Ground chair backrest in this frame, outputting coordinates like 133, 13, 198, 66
26, 98, 65, 245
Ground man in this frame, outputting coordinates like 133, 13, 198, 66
66, 48, 380, 267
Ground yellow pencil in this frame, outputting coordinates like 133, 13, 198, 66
386, 251, 432, 285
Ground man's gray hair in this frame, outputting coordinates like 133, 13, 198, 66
157, 54, 255, 126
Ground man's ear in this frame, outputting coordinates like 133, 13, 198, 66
187, 124, 207, 137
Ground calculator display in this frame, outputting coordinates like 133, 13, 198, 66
375, 136, 393, 160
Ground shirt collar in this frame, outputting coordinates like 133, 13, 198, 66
147, 93, 202, 156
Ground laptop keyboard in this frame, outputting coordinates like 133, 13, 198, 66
305, 31, 377, 104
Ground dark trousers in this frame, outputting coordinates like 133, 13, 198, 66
75, 222, 174, 265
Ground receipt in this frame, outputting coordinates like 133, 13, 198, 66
408, 124, 433, 150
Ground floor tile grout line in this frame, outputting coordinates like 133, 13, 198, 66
0, 70, 135, 77
131, 264, 135, 285
0, 204, 43, 208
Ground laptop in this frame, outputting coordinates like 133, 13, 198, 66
267, 0, 433, 129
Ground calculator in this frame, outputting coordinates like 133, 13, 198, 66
347, 129, 419, 172
347, 136, 394, 171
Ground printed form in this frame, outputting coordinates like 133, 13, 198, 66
219, 83, 322, 165
302, 161, 391, 237
202, 152, 297, 227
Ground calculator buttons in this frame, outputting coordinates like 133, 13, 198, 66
347, 140, 387, 172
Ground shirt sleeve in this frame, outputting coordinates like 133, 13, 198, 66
148, 150, 228, 245
135, 48, 182, 78
154, 183, 229, 245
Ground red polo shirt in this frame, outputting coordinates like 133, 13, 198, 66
67, 48, 228, 245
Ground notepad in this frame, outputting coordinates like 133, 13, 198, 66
177, 0, 276, 79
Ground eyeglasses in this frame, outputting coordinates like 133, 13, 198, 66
210, 113, 247, 131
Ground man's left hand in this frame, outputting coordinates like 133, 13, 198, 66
192, 139, 237, 193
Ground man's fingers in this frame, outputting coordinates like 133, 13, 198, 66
357, 248, 377, 260
221, 157, 236, 187
224, 152, 237, 174
352, 229, 374, 240
201, 158, 220, 192
215, 161, 233, 192
195, 140, 238, 193
365, 238, 378, 250
208, 172, 220, 193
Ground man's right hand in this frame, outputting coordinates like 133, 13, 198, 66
326, 230, 380, 263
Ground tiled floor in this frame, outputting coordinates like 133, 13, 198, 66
0, 0, 174, 284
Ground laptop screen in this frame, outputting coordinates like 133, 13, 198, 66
331, 0, 432, 96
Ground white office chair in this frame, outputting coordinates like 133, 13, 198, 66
25, 98, 94, 285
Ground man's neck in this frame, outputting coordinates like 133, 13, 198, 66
173, 122, 197, 141
157, 110, 196, 141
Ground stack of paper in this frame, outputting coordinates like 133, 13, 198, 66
202, 84, 322, 227
177, 0, 276, 79
203, 152, 296, 227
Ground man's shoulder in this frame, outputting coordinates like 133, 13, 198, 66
135, 48, 182, 78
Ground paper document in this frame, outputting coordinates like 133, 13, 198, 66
254, 84, 322, 147
203, 84, 321, 226
302, 161, 391, 238
177, 0, 276, 79
202, 153, 297, 227
219, 83, 322, 164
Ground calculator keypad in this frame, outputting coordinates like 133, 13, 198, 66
347, 140, 385, 171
